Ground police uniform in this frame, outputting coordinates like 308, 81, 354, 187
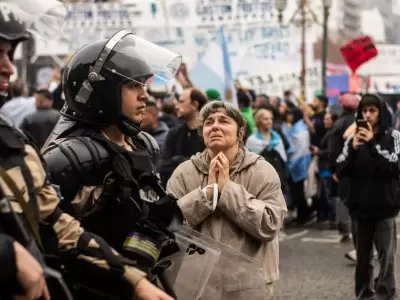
41, 30, 183, 289
42, 119, 165, 250
0, 6, 31, 287
0, 4, 149, 299
0, 117, 146, 298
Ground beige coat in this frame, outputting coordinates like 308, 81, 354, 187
167, 148, 287, 285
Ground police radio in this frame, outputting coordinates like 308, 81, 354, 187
121, 172, 183, 299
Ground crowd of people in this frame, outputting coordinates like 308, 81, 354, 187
1, 67, 400, 299
155, 85, 399, 299
0, 2, 399, 298
2, 72, 399, 298
1, 69, 400, 297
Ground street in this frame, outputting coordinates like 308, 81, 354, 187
274, 222, 400, 300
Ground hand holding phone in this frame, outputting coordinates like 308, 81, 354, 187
355, 119, 373, 144
356, 119, 369, 131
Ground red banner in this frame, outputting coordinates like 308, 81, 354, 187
340, 36, 378, 73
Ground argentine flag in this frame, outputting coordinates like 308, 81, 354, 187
190, 26, 238, 107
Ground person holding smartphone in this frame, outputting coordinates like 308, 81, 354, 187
353, 119, 370, 148
336, 94, 399, 300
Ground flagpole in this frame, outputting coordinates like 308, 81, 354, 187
300, 0, 306, 101
161, 0, 171, 40
219, 26, 238, 107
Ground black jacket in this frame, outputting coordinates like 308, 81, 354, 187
259, 148, 289, 193
20, 108, 60, 148
317, 129, 338, 196
318, 128, 334, 171
159, 115, 181, 129
310, 111, 327, 147
328, 109, 356, 174
336, 95, 400, 220
159, 124, 205, 188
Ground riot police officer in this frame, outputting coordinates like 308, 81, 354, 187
0, 2, 173, 300
41, 30, 183, 297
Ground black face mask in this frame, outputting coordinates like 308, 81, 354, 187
117, 115, 142, 137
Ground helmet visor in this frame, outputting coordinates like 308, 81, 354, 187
1, 0, 67, 39
102, 33, 182, 86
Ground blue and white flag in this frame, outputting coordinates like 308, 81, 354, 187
190, 26, 238, 106
281, 120, 311, 182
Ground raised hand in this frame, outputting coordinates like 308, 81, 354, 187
357, 123, 373, 143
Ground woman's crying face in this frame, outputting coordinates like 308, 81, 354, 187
203, 110, 241, 152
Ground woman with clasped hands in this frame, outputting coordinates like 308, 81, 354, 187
167, 101, 287, 299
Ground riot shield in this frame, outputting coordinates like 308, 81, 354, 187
162, 226, 268, 300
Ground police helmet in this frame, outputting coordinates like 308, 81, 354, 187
0, 0, 67, 58
0, 3, 30, 73
0, 1, 66, 105
0, 3, 29, 48
62, 30, 182, 136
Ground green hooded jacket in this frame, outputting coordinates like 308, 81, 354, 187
241, 107, 255, 135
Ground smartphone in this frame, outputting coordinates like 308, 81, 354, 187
356, 119, 369, 131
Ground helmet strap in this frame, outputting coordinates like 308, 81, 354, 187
117, 115, 141, 137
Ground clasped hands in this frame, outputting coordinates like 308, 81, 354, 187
353, 123, 374, 150
205, 152, 230, 201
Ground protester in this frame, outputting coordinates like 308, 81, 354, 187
336, 94, 399, 300
167, 101, 287, 299
310, 111, 338, 228
159, 87, 207, 188
20, 89, 60, 148
281, 107, 312, 223
159, 100, 180, 129
254, 94, 269, 108
246, 108, 290, 199
141, 99, 169, 150
0, 79, 35, 127
205, 88, 221, 101
328, 93, 359, 262
304, 95, 328, 147
237, 90, 255, 140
